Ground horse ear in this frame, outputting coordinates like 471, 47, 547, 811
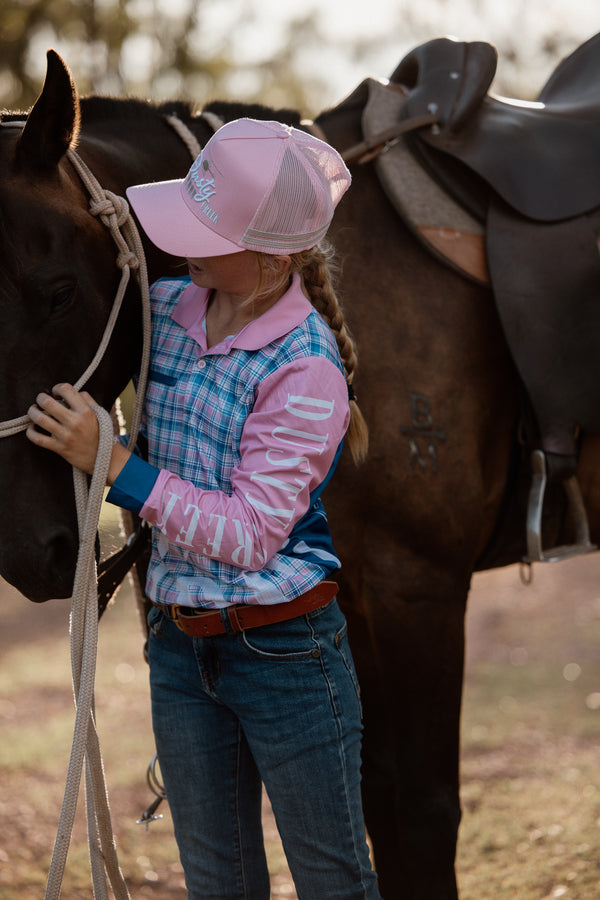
15, 49, 81, 174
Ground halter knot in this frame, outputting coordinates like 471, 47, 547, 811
117, 250, 140, 271
89, 191, 130, 228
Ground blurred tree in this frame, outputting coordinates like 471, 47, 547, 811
0, 0, 327, 113
0, 0, 595, 113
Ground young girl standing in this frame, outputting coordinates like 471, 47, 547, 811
27, 118, 379, 900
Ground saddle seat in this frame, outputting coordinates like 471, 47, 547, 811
392, 34, 600, 221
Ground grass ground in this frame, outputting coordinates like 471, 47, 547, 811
1, 508, 600, 898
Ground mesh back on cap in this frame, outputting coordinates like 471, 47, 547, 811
242, 128, 349, 254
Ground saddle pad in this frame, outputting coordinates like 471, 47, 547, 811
362, 78, 489, 285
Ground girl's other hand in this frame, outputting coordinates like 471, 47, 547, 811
26, 383, 100, 474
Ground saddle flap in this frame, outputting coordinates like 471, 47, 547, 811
487, 197, 600, 453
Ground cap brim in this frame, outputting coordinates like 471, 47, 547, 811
126, 180, 243, 258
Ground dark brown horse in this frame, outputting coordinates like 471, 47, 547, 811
1, 45, 599, 899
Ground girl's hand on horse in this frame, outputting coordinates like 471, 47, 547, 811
26, 383, 100, 474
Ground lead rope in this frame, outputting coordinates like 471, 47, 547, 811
45, 404, 123, 900
42, 147, 155, 900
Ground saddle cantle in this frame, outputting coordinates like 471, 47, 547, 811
392, 33, 600, 221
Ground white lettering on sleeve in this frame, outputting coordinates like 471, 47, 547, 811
285, 395, 335, 421
245, 492, 295, 525
271, 426, 328, 454
176, 504, 201, 546
230, 520, 254, 567
265, 449, 312, 472
156, 491, 182, 530
250, 472, 305, 501
203, 513, 226, 557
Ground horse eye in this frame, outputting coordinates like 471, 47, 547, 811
51, 283, 76, 313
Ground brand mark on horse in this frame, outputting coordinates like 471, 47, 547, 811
399, 392, 446, 472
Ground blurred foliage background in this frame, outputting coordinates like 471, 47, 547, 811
1, 0, 599, 117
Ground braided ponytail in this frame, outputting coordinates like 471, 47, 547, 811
290, 243, 368, 465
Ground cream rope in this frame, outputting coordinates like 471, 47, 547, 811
40, 146, 156, 900
165, 113, 203, 158
165, 109, 223, 156
66, 148, 152, 449
44, 405, 126, 900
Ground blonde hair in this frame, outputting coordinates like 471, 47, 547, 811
254, 244, 369, 465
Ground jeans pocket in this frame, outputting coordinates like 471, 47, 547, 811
240, 615, 320, 661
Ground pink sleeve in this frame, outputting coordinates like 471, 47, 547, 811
139, 357, 350, 570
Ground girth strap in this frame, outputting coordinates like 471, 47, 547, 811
97, 521, 151, 618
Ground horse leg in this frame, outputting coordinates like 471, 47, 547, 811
355, 561, 468, 897
341, 549, 467, 899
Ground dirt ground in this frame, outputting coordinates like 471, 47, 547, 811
1, 549, 600, 898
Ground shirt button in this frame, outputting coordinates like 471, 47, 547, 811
197, 359, 206, 369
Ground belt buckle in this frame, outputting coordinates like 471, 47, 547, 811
157, 603, 196, 630
171, 608, 188, 632
173, 605, 222, 636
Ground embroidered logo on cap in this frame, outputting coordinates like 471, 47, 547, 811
184, 157, 219, 224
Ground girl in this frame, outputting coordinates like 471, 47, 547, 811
27, 118, 379, 900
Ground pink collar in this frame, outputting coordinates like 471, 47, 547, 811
171, 272, 313, 352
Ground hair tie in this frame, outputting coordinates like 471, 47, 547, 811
347, 382, 357, 403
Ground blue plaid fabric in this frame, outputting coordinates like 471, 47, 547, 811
110, 275, 348, 608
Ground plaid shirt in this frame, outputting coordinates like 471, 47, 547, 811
108, 274, 350, 608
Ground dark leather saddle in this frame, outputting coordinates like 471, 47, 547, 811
392, 33, 600, 220
387, 34, 600, 562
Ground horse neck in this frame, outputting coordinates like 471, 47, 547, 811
76, 99, 211, 195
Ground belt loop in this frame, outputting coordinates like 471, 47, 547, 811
226, 606, 245, 633
219, 607, 238, 634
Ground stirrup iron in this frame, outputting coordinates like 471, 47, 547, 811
524, 449, 596, 563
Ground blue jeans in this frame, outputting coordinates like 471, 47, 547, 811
147, 598, 381, 900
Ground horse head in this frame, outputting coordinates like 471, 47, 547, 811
0, 51, 143, 601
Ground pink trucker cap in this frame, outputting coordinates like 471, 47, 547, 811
126, 118, 351, 257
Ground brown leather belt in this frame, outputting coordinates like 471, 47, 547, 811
153, 581, 338, 638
